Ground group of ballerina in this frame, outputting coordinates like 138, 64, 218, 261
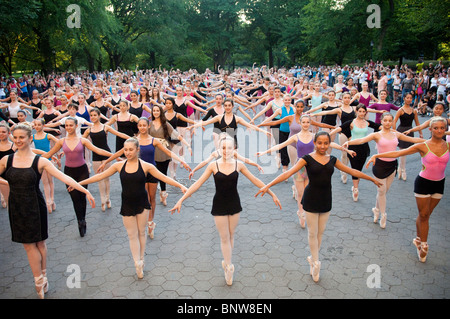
0, 76, 449, 299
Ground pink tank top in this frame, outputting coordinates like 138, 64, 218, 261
63, 139, 86, 168
377, 134, 398, 162
419, 142, 449, 181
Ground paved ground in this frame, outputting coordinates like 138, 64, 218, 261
0, 111, 449, 300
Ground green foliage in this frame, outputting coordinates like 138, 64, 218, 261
2, 0, 449, 75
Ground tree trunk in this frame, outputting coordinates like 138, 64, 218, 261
268, 46, 273, 69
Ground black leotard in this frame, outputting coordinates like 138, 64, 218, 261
116, 115, 135, 151
321, 104, 339, 126
211, 161, 242, 216
173, 100, 188, 128
119, 159, 151, 216
301, 154, 337, 213
129, 103, 144, 134
218, 114, 238, 146
89, 127, 111, 161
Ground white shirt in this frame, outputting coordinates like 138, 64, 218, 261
59, 116, 89, 137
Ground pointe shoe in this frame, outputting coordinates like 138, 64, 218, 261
379, 213, 387, 229
297, 210, 306, 228
147, 221, 156, 239
46, 201, 52, 214
42, 269, 48, 294
312, 260, 321, 283
106, 200, 111, 209
372, 207, 380, 223
351, 187, 359, 202
101, 203, 106, 212
34, 274, 45, 299
160, 191, 168, 206
222, 260, 234, 286
135, 260, 144, 279
341, 173, 347, 184
401, 170, 407, 181
419, 242, 428, 263
413, 238, 428, 263
292, 185, 297, 200
307, 256, 313, 276
52, 202, 56, 211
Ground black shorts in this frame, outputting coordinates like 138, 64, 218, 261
414, 175, 445, 198
372, 159, 398, 179
146, 173, 158, 184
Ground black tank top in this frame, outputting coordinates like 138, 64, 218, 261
0, 144, 14, 160
218, 114, 238, 145
129, 103, 143, 134
116, 115, 135, 151
211, 161, 242, 215
166, 112, 180, 144
31, 100, 42, 119
321, 104, 339, 126
174, 100, 188, 127
89, 127, 111, 161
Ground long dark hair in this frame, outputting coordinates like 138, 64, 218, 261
151, 105, 170, 141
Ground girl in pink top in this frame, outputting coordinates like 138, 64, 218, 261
44, 117, 112, 237
367, 116, 449, 262
346, 112, 424, 228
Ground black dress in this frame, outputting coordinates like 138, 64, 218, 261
211, 161, 242, 216
2, 154, 47, 243
301, 154, 337, 213
119, 159, 151, 216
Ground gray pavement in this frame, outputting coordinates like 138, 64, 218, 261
0, 112, 449, 300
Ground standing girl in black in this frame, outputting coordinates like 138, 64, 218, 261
170, 135, 281, 286
257, 132, 381, 283
107, 100, 139, 152
0, 124, 95, 299
82, 108, 131, 211
76, 137, 187, 280
393, 92, 423, 181
128, 90, 153, 134
164, 97, 196, 180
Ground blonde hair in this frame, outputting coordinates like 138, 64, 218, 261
11, 123, 32, 137
429, 116, 447, 127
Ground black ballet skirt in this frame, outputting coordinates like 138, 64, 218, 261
2, 154, 48, 243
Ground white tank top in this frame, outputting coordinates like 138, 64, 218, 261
8, 103, 21, 118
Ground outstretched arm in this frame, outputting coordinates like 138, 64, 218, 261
256, 158, 307, 197
240, 163, 281, 209
169, 163, 214, 214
